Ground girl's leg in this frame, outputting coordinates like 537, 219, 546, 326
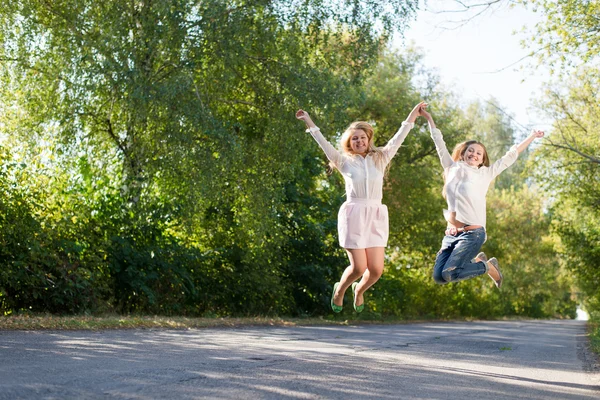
433, 235, 457, 284
353, 247, 385, 307
441, 229, 487, 283
332, 248, 368, 307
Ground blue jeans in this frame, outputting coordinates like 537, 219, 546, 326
433, 227, 487, 284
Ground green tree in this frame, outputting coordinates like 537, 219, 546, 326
533, 66, 600, 318
0, 0, 421, 315
484, 186, 576, 318
520, 0, 600, 70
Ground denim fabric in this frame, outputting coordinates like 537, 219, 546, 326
433, 227, 487, 284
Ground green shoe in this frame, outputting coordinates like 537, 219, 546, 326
331, 282, 343, 313
351, 282, 364, 313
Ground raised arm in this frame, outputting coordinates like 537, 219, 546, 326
517, 130, 545, 154
381, 101, 425, 161
488, 130, 545, 178
421, 104, 453, 169
295, 109, 343, 167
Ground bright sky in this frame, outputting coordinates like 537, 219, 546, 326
394, 2, 552, 135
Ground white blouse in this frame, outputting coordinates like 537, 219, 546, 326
430, 127, 519, 228
309, 122, 414, 201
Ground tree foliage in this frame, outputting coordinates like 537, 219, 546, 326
520, 0, 600, 70
532, 66, 600, 318
0, 0, 577, 319
0, 0, 421, 315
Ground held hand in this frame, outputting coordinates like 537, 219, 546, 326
418, 102, 436, 130
407, 101, 427, 123
419, 103, 432, 120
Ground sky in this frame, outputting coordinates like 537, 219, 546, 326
394, 2, 552, 135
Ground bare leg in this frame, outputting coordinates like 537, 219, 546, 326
353, 247, 385, 307
332, 248, 368, 307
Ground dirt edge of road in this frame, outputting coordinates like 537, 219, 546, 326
578, 330, 600, 379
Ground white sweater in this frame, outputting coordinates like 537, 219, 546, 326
430, 127, 519, 228
309, 122, 414, 201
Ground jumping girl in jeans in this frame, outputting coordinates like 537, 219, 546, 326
419, 104, 544, 288
295, 103, 424, 312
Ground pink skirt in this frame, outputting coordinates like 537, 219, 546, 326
338, 198, 389, 249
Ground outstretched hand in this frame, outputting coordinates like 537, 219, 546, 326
531, 129, 545, 139
516, 129, 545, 154
295, 109, 309, 121
296, 109, 316, 130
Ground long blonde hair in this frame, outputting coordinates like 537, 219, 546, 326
451, 140, 490, 167
329, 121, 390, 175
442, 140, 490, 197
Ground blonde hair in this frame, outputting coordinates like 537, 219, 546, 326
442, 140, 490, 198
329, 121, 390, 175
451, 140, 490, 166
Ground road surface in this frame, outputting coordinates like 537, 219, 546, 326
1, 320, 599, 399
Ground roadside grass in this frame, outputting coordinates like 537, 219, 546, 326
0, 313, 415, 330
589, 318, 600, 356
0, 313, 557, 331
0, 314, 338, 330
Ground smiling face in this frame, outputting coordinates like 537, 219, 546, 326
341, 121, 375, 157
462, 143, 486, 167
349, 129, 370, 155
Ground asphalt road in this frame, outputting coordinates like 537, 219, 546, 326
1, 320, 599, 399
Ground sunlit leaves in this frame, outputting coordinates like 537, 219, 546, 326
519, 0, 600, 72
531, 65, 600, 317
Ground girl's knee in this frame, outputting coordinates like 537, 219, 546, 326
441, 266, 456, 283
432, 264, 447, 284
369, 267, 384, 280
350, 265, 368, 276
433, 273, 448, 285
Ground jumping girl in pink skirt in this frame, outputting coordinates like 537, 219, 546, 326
295, 103, 424, 313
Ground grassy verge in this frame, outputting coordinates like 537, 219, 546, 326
0, 314, 349, 330
0, 313, 550, 331
589, 318, 600, 355
1, 313, 435, 330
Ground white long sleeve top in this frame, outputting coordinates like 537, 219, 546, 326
309, 121, 414, 201
430, 127, 519, 228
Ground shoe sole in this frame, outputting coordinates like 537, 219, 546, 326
487, 258, 503, 288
